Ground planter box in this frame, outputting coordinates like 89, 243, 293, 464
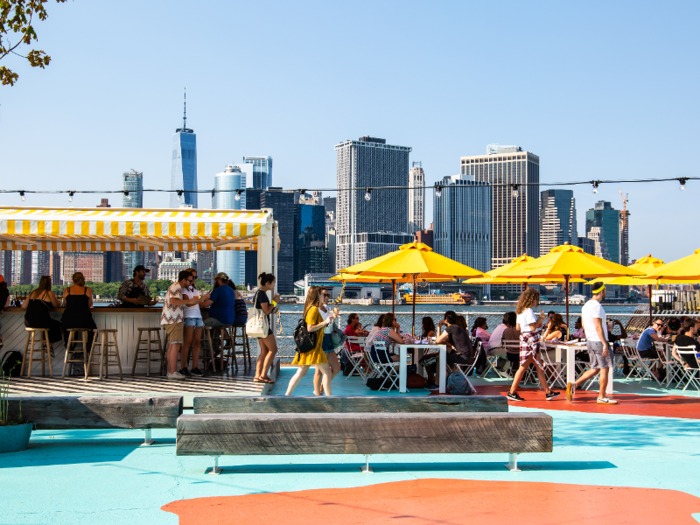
0, 422, 33, 453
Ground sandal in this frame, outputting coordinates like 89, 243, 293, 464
259, 377, 276, 384
253, 377, 264, 383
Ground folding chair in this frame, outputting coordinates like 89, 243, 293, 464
675, 347, 700, 393
620, 339, 644, 379
454, 340, 482, 381
480, 347, 509, 379
656, 342, 682, 387
634, 343, 663, 385
502, 340, 521, 377
343, 336, 367, 381
366, 340, 400, 391
540, 343, 566, 389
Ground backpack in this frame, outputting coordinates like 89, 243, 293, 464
293, 318, 317, 353
446, 372, 476, 395
1, 351, 23, 378
366, 376, 388, 391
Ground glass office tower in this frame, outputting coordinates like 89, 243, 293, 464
122, 170, 145, 274
170, 90, 198, 208
585, 201, 620, 264
214, 165, 246, 284
243, 156, 273, 190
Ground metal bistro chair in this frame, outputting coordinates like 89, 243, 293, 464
453, 338, 482, 381
540, 342, 567, 389
366, 340, 400, 391
656, 341, 682, 387
480, 341, 509, 379
634, 342, 663, 385
343, 336, 367, 381
675, 347, 700, 394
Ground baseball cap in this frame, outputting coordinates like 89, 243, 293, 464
0, 274, 4, 284
214, 272, 229, 281
133, 265, 150, 274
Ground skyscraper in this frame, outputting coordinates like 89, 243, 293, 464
244, 188, 263, 289
214, 165, 247, 285
461, 145, 540, 269
585, 201, 620, 264
32, 251, 51, 284
409, 161, 425, 234
433, 175, 491, 273
294, 203, 328, 281
260, 188, 295, 294
243, 156, 273, 190
97, 198, 123, 282
122, 169, 144, 275
170, 89, 198, 208
540, 189, 577, 255
336, 136, 413, 270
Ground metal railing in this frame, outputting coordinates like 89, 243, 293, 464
250, 310, 700, 362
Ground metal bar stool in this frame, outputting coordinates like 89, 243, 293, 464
86, 329, 122, 380
62, 328, 90, 378
197, 326, 216, 375
131, 327, 164, 376
22, 327, 52, 378
231, 325, 252, 370
212, 326, 237, 373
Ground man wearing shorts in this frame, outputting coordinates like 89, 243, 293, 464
161, 270, 205, 380
566, 282, 618, 404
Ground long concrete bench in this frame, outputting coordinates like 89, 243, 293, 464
177, 411, 552, 474
193, 395, 508, 414
8, 396, 183, 445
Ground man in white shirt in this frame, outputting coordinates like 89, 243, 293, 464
567, 282, 618, 404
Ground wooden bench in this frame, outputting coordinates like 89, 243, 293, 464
7, 395, 183, 446
178, 396, 551, 474
193, 395, 508, 414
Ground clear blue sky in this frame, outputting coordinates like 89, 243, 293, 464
1, 0, 698, 262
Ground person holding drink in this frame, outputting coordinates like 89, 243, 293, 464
313, 289, 341, 395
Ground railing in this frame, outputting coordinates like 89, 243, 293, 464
253, 310, 700, 362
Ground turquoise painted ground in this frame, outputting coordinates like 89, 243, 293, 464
1, 369, 700, 524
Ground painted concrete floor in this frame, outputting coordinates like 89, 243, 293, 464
2, 369, 700, 524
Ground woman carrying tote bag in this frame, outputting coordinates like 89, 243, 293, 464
251, 273, 281, 384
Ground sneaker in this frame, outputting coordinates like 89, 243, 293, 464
507, 391, 525, 402
190, 367, 204, 377
425, 382, 439, 391
597, 397, 618, 405
179, 368, 192, 378
167, 371, 186, 380
546, 390, 561, 401
566, 382, 576, 402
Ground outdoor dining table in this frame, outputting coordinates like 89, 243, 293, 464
553, 342, 613, 395
398, 344, 447, 394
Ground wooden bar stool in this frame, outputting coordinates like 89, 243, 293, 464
22, 328, 52, 378
212, 326, 237, 373
131, 327, 164, 376
232, 325, 252, 370
62, 328, 90, 378
197, 326, 217, 375
86, 329, 122, 380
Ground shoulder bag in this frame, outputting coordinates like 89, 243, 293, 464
245, 290, 269, 338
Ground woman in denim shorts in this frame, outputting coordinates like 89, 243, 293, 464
313, 289, 341, 395
181, 268, 206, 378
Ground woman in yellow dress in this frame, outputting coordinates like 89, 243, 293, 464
285, 286, 336, 396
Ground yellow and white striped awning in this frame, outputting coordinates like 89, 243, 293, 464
0, 206, 271, 252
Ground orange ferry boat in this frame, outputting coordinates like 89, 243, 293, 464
403, 293, 472, 305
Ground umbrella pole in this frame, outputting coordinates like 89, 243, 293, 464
392, 279, 396, 315
565, 275, 570, 331
412, 275, 417, 337
648, 284, 653, 324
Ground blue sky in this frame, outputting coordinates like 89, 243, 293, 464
1, 0, 698, 262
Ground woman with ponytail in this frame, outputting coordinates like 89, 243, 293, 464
253, 272, 281, 384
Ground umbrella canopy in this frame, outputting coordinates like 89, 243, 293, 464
645, 248, 700, 281
336, 242, 484, 334
464, 254, 585, 284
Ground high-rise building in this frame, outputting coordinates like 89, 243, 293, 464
122, 169, 145, 275
50, 252, 62, 285
585, 201, 620, 264
244, 189, 263, 289
433, 175, 491, 274
586, 226, 610, 260
158, 257, 194, 282
415, 223, 434, 250
170, 90, 198, 208
336, 136, 413, 270
11, 251, 32, 285
294, 203, 328, 281
0, 251, 12, 283
97, 198, 123, 282
214, 165, 247, 285
61, 252, 105, 284
409, 161, 425, 234
619, 195, 630, 267
243, 156, 273, 190
540, 189, 577, 255
260, 188, 295, 293
461, 145, 540, 269
32, 251, 51, 284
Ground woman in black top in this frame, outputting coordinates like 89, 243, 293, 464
22, 275, 63, 350
61, 272, 97, 354
253, 272, 281, 384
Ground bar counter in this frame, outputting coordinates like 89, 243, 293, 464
1, 307, 166, 376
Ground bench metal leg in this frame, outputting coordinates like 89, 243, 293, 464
141, 428, 155, 446
505, 453, 520, 472
208, 456, 222, 475
361, 455, 373, 474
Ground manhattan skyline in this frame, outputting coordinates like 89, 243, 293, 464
0, 1, 698, 262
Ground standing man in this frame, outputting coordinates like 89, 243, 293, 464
161, 270, 208, 380
567, 282, 618, 404
117, 265, 158, 307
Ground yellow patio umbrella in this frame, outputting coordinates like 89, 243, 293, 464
645, 248, 700, 281
503, 244, 645, 327
464, 254, 586, 286
336, 242, 484, 334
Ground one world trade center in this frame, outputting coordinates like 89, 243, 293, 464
170, 88, 198, 208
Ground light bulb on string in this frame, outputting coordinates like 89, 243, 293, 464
679, 178, 688, 191
19, 191, 25, 201
123, 191, 131, 201
299, 189, 306, 203
177, 190, 183, 202
235, 189, 243, 201
365, 188, 371, 201
68, 191, 74, 202
435, 185, 442, 197
512, 184, 519, 198
592, 181, 600, 194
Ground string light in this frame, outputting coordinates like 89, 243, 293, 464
234, 189, 243, 201
19, 191, 25, 201
68, 191, 74, 202
592, 180, 600, 193
177, 190, 183, 202
365, 188, 371, 201
211, 188, 216, 199
679, 178, 688, 191
512, 184, 519, 198
299, 189, 306, 203
123, 190, 131, 201
435, 184, 442, 197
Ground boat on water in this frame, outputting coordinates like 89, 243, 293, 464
403, 292, 472, 305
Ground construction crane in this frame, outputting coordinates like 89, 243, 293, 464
618, 190, 629, 266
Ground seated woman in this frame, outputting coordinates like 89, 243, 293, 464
471, 317, 491, 351
344, 313, 368, 353
369, 313, 403, 363
542, 313, 567, 342
60, 272, 96, 360
421, 317, 436, 340
488, 312, 520, 371
364, 314, 385, 348
22, 275, 62, 354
